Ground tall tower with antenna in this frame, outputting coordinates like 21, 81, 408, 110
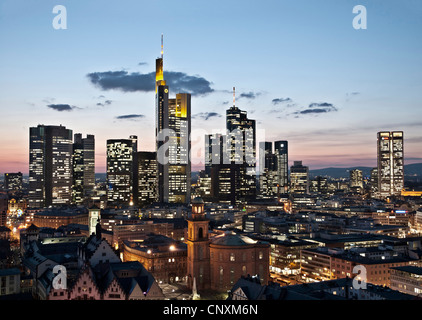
155, 35, 191, 204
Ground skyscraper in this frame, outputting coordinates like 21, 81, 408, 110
377, 131, 404, 198
290, 161, 309, 194
106, 137, 137, 206
274, 140, 288, 194
258, 141, 278, 199
29, 125, 73, 208
137, 151, 158, 206
72, 133, 95, 204
349, 169, 363, 191
4, 172, 23, 191
225, 87, 256, 201
155, 36, 191, 204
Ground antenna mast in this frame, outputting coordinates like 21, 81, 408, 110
161, 34, 164, 59
233, 87, 236, 107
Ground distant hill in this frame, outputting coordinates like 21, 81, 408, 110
309, 163, 422, 179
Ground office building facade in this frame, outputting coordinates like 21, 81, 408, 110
155, 37, 191, 204
72, 133, 95, 204
29, 125, 73, 208
106, 137, 137, 206
377, 131, 404, 198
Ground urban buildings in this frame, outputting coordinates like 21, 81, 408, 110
186, 197, 270, 293
226, 88, 257, 202
72, 133, 95, 205
1, 36, 421, 304
137, 151, 158, 206
377, 131, 404, 198
275, 140, 289, 194
290, 161, 309, 194
4, 173, 22, 191
155, 36, 191, 204
106, 136, 138, 207
349, 169, 363, 193
258, 142, 278, 199
29, 125, 73, 208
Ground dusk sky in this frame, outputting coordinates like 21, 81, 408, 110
0, 0, 421, 174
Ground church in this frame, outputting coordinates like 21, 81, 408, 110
186, 197, 270, 293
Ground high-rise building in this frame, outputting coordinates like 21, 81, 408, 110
4, 172, 23, 191
290, 161, 309, 194
72, 133, 95, 204
258, 142, 278, 199
137, 151, 158, 206
106, 137, 137, 206
370, 168, 378, 196
377, 131, 404, 198
225, 87, 256, 202
349, 169, 363, 189
155, 36, 191, 204
29, 125, 73, 208
274, 140, 289, 194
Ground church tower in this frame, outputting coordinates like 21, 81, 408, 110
186, 197, 210, 291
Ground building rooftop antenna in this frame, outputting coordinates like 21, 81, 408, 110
233, 87, 236, 107
161, 34, 164, 59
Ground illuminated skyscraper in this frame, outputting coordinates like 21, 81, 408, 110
377, 131, 404, 198
290, 161, 309, 194
258, 142, 278, 198
155, 36, 191, 204
138, 151, 158, 206
72, 133, 95, 204
4, 172, 23, 191
225, 88, 256, 201
29, 125, 73, 208
274, 140, 288, 194
106, 136, 137, 206
349, 169, 363, 191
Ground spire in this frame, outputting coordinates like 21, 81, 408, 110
95, 217, 102, 240
233, 86, 236, 108
161, 33, 164, 59
155, 34, 166, 91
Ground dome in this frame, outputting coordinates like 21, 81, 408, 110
191, 196, 204, 205
211, 232, 257, 246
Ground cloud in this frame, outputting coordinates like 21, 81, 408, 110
238, 91, 261, 100
87, 70, 214, 96
115, 114, 145, 120
96, 100, 113, 107
272, 97, 292, 105
192, 112, 222, 121
47, 104, 75, 112
293, 102, 337, 116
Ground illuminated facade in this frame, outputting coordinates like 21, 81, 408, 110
4, 172, 22, 191
226, 88, 256, 202
29, 125, 73, 208
290, 161, 309, 194
377, 131, 404, 198
274, 140, 289, 194
155, 36, 191, 204
138, 151, 158, 206
106, 137, 138, 206
123, 235, 187, 284
258, 141, 278, 199
72, 133, 95, 204
349, 169, 363, 193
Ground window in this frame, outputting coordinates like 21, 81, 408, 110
230, 253, 235, 262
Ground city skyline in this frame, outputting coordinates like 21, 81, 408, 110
1, 0, 422, 174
